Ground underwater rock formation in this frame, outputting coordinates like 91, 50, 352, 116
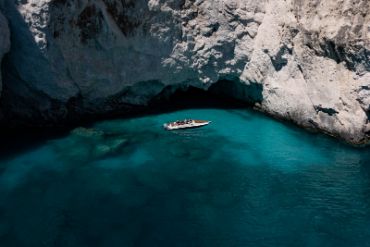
0, 0, 369, 144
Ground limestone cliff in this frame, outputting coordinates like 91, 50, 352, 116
0, 0, 369, 144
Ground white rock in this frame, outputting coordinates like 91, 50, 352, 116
0, 0, 369, 144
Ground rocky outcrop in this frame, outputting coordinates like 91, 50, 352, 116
0, 0, 369, 144
0, 9, 10, 98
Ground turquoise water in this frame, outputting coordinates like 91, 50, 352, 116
1, 108, 370, 246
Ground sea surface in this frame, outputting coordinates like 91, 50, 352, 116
1, 108, 370, 247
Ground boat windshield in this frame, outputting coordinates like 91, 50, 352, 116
173, 119, 193, 125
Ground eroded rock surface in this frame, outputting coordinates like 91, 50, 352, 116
1, 0, 370, 144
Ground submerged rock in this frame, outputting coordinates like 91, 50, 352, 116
94, 144, 112, 157
93, 138, 128, 157
71, 127, 104, 139
107, 138, 128, 150
53, 130, 129, 162
0, 0, 369, 144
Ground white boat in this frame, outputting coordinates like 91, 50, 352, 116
163, 119, 211, 130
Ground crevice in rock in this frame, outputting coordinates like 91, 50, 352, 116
101, 0, 141, 37
297, 64, 304, 74
269, 45, 290, 71
75, 4, 104, 44
314, 104, 339, 116
320, 40, 343, 64
305, 37, 370, 73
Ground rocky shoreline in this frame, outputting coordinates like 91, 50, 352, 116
0, 0, 369, 145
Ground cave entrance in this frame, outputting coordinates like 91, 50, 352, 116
148, 79, 263, 113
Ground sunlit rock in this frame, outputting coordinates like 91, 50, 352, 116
0, 0, 369, 144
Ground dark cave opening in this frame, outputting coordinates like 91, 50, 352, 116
0, 79, 263, 160
147, 79, 263, 113
149, 86, 246, 111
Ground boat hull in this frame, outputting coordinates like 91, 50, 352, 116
163, 121, 211, 130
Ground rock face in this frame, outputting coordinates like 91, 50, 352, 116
0, 8, 10, 98
0, 0, 370, 144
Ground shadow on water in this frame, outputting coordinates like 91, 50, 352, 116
0, 85, 252, 161
0, 128, 73, 162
